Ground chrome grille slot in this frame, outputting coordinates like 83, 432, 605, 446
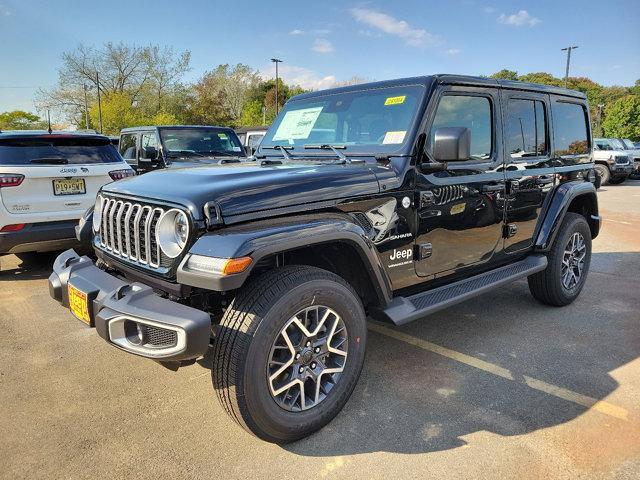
95, 195, 178, 272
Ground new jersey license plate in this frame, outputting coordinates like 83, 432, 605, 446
68, 283, 90, 325
53, 178, 86, 196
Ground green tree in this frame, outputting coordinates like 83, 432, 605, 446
517, 72, 563, 87
490, 69, 518, 80
0, 110, 47, 130
239, 99, 265, 126
89, 91, 144, 135
602, 95, 640, 141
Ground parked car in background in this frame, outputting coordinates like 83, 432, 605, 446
108, 136, 119, 147
618, 138, 640, 179
119, 125, 247, 174
235, 125, 269, 155
0, 130, 134, 258
592, 138, 634, 185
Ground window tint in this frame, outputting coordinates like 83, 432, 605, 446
0, 137, 121, 165
119, 134, 137, 159
505, 99, 547, 158
552, 102, 589, 156
429, 95, 492, 160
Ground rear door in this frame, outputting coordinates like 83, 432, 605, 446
500, 90, 555, 253
0, 136, 124, 215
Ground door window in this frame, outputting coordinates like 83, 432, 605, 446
140, 133, 160, 159
119, 134, 137, 159
247, 134, 264, 149
505, 99, 547, 158
429, 95, 493, 160
552, 102, 589, 156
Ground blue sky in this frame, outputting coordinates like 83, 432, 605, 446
1, 0, 638, 114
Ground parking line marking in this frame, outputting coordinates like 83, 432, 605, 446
369, 322, 628, 420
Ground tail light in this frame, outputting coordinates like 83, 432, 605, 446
1, 224, 26, 232
109, 169, 136, 181
0, 174, 25, 187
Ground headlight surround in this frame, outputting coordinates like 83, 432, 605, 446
92, 195, 103, 232
156, 209, 190, 258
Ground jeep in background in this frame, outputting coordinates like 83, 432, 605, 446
593, 137, 634, 185
0, 131, 133, 259
618, 138, 640, 179
119, 125, 247, 174
235, 125, 269, 156
49, 75, 600, 443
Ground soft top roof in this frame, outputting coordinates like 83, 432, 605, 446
290, 74, 587, 103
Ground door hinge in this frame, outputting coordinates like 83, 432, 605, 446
503, 223, 518, 239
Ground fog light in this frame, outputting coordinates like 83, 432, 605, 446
186, 254, 252, 275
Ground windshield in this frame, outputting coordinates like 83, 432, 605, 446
0, 137, 121, 165
621, 139, 636, 150
159, 128, 244, 158
259, 84, 426, 155
609, 138, 625, 150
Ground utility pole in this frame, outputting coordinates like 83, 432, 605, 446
270, 58, 283, 116
83, 84, 90, 130
561, 45, 579, 88
597, 103, 605, 136
96, 72, 103, 133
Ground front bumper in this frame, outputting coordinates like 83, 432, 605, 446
48, 249, 211, 361
0, 220, 78, 254
610, 163, 634, 176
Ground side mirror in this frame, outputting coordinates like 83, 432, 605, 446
142, 146, 158, 160
433, 127, 471, 162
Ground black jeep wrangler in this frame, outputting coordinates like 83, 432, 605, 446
49, 75, 600, 443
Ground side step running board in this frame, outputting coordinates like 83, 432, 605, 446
383, 255, 547, 326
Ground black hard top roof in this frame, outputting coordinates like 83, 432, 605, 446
0, 129, 110, 140
291, 74, 587, 102
120, 125, 235, 133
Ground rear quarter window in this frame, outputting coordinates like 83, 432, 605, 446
0, 137, 122, 165
552, 102, 589, 157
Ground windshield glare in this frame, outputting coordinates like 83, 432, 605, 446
259, 85, 425, 155
160, 128, 244, 157
621, 139, 635, 149
609, 138, 625, 150
0, 138, 121, 165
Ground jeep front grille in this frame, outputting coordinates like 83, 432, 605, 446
96, 196, 165, 269
615, 156, 630, 165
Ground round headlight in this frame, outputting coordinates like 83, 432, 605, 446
156, 209, 190, 258
92, 195, 103, 232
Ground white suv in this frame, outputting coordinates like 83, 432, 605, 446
0, 131, 134, 257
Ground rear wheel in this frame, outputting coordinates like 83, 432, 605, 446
212, 265, 367, 443
594, 164, 610, 186
528, 213, 591, 306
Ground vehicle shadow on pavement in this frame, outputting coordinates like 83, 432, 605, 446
278, 251, 639, 456
0, 253, 57, 281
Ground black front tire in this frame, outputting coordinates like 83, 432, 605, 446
608, 176, 626, 185
212, 265, 367, 443
594, 164, 610, 186
528, 213, 592, 306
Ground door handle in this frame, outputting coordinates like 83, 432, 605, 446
481, 184, 504, 192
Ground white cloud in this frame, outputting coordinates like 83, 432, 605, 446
260, 64, 337, 91
445, 48, 460, 55
312, 38, 334, 54
0, 2, 11, 16
289, 29, 304, 35
289, 28, 332, 36
350, 7, 441, 47
498, 10, 541, 27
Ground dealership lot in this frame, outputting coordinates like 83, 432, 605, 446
1, 181, 639, 479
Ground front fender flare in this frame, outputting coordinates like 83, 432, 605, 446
177, 215, 393, 306
534, 181, 599, 251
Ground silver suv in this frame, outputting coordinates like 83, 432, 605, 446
593, 138, 634, 185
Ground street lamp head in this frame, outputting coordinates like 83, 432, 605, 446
271, 58, 283, 63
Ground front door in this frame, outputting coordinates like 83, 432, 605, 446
414, 86, 506, 279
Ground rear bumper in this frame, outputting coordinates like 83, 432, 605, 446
0, 220, 78, 254
48, 249, 211, 361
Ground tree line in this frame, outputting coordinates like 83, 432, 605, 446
1, 42, 638, 141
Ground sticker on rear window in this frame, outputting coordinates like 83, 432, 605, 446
384, 96, 406, 106
272, 107, 323, 141
382, 131, 406, 144
232, 146, 242, 152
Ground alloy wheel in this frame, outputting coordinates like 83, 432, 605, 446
561, 232, 586, 289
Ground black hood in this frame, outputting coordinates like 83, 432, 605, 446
102, 162, 381, 220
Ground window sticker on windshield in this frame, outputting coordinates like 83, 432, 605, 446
384, 95, 406, 106
218, 133, 228, 139
382, 131, 406, 144
272, 107, 324, 141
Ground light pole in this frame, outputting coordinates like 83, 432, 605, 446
96, 72, 103, 133
271, 58, 283, 116
83, 84, 90, 130
561, 45, 579, 88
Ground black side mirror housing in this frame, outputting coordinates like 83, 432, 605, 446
433, 127, 471, 162
142, 146, 158, 160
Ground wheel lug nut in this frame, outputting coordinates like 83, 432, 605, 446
299, 367, 304, 374
306, 341, 311, 347
311, 362, 316, 369
314, 347, 320, 353
295, 353, 300, 359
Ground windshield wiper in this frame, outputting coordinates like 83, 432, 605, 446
168, 150, 204, 158
29, 157, 68, 165
262, 145, 293, 163
304, 144, 360, 164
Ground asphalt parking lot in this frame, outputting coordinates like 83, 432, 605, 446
1, 181, 639, 480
